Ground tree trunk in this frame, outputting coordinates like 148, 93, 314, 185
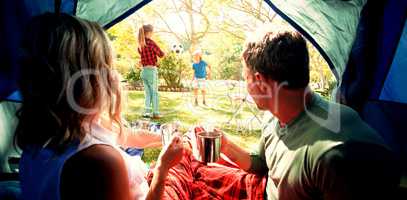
187, 0, 197, 52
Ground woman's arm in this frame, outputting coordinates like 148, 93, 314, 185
121, 128, 162, 149
97, 116, 162, 149
146, 136, 185, 200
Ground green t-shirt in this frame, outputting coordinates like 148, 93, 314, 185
249, 93, 398, 200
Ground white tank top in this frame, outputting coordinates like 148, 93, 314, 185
81, 123, 149, 199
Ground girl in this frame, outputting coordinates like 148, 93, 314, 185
138, 24, 164, 119
16, 13, 184, 200
192, 50, 211, 106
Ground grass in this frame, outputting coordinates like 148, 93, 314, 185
123, 80, 264, 163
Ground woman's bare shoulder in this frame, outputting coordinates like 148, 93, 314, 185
60, 144, 131, 200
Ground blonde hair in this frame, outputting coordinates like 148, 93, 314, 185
16, 13, 124, 153
138, 24, 154, 51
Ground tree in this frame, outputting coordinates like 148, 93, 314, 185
130, 0, 219, 54
107, 20, 139, 75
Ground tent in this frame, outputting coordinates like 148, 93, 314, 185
1, 0, 406, 191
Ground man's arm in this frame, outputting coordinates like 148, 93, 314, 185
221, 134, 268, 174
221, 135, 252, 171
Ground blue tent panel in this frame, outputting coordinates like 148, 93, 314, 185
368, 0, 407, 100
380, 21, 407, 104
0, 0, 76, 102
23, 0, 75, 16
5, 91, 22, 103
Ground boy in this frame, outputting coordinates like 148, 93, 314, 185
192, 49, 211, 106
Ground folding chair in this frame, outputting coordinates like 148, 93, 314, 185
225, 81, 262, 131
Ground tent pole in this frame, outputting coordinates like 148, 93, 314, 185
55, 0, 61, 14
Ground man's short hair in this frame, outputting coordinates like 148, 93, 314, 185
242, 30, 309, 89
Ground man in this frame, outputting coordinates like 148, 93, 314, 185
220, 30, 400, 199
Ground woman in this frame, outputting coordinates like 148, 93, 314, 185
16, 13, 184, 200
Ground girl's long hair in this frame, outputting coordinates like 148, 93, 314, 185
138, 24, 153, 51
15, 13, 123, 153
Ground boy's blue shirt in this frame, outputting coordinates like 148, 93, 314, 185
192, 60, 207, 78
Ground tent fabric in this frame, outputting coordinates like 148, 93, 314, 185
337, 0, 403, 111
362, 101, 407, 157
5, 92, 22, 103
0, 1, 28, 102
0, 102, 21, 173
380, 21, 407, 104
264, 0, 367, 82
338, 0, 407, 158
0, 0, 75, 102
368, 0, 407, 101
23, 0, 75, 16
75, 0, 147, 28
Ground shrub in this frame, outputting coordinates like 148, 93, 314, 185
125, 67, 142, 86
218, 45, 243, 80
158, 53, 188, 88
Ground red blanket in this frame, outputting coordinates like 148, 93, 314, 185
147, 154, 267, 200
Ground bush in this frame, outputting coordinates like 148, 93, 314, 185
158, 53, 188, 88
125, 67, 142, 86
218, 45, 243, 80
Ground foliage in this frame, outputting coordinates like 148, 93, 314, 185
125, 67, 142, 86
158, 53, 189, 88
107, 20, 139, 75
217, 44, 243, 80
308, 43, 336, 98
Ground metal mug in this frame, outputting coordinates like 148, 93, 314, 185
196, 130, 222, 163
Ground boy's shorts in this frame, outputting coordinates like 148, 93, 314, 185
192, 78, 207, 89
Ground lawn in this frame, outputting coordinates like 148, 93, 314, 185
123, 80, 265, 163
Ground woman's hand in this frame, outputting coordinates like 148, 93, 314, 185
147, 136, 184, 200
156, 136, 184, 171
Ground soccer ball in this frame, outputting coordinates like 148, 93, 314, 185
171, 43, 184, 54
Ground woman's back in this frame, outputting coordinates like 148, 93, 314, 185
20, 123, 149, 200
